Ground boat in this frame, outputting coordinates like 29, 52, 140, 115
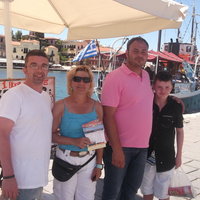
49, 64, 67, 71
159, 4, 200, 113
0, 58, 24, 69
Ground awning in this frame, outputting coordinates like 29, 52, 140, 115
148, 50, 183, 62
162, 51, 183, 62
116, 50, 185, 63
187, 60, 195, 65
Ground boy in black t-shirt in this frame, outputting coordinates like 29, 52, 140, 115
141, 71, 184, 200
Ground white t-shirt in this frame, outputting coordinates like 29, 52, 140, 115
0, 83, 53, 189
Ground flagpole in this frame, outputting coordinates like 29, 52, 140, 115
95, 39, 102, 70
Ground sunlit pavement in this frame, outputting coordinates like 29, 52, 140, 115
1, 113, 199, 200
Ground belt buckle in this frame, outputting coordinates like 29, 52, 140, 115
59, 147, 65, 153
78, 151, 88, 157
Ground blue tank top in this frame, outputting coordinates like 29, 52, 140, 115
59, 105, 98, 151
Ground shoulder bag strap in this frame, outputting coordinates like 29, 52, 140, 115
80, 152, 96, 169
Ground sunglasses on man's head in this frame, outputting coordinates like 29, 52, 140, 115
72, 76, 91, 83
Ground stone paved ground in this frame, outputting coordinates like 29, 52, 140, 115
1, 113, 200, 200
42, 113, 200, 200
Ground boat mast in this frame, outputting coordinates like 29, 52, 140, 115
177, 28, 180, 40
191, 5, 195, 45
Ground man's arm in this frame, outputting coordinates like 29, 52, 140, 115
91, 101, 104, 181
0, 117, 18, 199
175, 127, 184, 168
103, 106, 125, 168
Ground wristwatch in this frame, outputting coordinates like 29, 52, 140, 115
95, 164, 104, 170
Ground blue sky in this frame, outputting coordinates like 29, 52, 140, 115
0, 0, 199, 52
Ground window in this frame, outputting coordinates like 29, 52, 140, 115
186, 46, 191, 53
24, 48, 28, 53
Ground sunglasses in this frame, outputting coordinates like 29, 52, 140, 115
72, 76, 91, 83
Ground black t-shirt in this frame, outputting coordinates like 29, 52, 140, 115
148, 96, 183, 172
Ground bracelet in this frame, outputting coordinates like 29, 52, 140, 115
95, 164, 104, 170
3, 175, 15, 179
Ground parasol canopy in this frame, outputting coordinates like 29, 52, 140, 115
0, 0, 188, 77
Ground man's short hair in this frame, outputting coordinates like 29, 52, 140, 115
153, 71, 173, 84
25, 50, 48, 66
127, 37, 149, 50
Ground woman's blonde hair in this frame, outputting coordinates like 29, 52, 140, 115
67, 65, 94, 97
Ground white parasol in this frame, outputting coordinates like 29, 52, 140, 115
0, 0, 188, 77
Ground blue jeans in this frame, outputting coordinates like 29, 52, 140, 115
102, 145, 147, 200
16, 187, 43, 200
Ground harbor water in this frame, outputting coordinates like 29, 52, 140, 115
0, 68, 99, 101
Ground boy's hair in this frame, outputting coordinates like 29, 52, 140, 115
153, 71, 173, 84
127, 36, 149, 51
25, 49, 48, 67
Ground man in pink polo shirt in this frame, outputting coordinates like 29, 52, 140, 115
101, 37, 154, 200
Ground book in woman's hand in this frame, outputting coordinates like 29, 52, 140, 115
82, 120, 106, 151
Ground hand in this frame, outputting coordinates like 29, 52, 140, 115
2, 178, 18, 200
91, 168, 101, 182
112, 148, 125, 168
172, 96, 185, 113
73, 137, 91, 149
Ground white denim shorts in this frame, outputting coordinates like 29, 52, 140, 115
140, 163, 174, 199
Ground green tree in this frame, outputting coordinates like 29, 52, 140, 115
55, 40, 63, 51
33, 32, 44, 40
15, 30, 22, 41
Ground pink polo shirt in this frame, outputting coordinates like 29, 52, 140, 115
101, 63, 153, 148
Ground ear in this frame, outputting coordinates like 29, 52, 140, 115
152, 84, 156, 93
23, 67, 27, 74
170, 84, 173, 93
125, 50, 128, 58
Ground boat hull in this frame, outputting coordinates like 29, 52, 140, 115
173, 90, 200, 113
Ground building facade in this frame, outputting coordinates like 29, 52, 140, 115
44, 45, 60, 64
12, 40, 40, 60
0, 35, 6, 58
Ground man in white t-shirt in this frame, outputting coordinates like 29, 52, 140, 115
0, 50, 53, 200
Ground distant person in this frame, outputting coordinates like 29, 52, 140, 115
140, 71, 184, 200
101, 37, 154, 200
0, 50, 53, 200
52, 65, 104, 200
145, 66, 154, 81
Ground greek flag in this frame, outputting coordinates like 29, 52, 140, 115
72, 40, 97, 62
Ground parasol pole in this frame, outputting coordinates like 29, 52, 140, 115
2, 0, 14, 78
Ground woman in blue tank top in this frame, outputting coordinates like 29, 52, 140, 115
52, 65, 104, 200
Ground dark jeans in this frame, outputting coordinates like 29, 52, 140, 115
102, 145, 147, 200
16, 187, 43, 200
